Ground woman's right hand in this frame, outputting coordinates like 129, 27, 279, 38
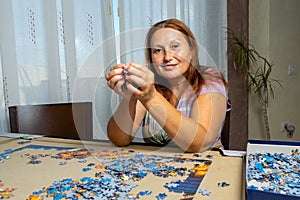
105, 63, 133, 100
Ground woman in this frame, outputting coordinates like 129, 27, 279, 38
105, 18, 228, 152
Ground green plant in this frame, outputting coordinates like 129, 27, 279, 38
226, 27, 282, 140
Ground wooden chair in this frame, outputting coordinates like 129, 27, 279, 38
8, 102, 93, 140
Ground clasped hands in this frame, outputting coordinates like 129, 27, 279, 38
105, 62, 156, 103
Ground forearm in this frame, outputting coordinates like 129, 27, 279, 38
142, 91, 202, 151
142, 91, 226, 152
107, 97, 137, 146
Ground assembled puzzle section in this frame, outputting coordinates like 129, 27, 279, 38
246, 140, 300, 200
0, 139, 218, 199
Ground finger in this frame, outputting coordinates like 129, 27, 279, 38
125, 64, 149, 85
125, 75, 144, 89
108, 68, 124, 79
110, 63, 126, 71
125, 81, 141, 93
107, 74, 124, 89
114, 81, 126, 93
105, 64, 126, 80
126, 63, 146, 77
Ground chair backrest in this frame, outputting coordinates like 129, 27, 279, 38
8, 102, 93, 140
221, 100, 231, 150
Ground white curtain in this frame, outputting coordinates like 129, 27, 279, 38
0, 0, 117, 139
0, 0, 227, 140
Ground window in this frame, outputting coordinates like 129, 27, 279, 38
0, 0, 227, 139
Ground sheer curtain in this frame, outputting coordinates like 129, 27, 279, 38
0, 0, 227, 140
0, 0, 117, 139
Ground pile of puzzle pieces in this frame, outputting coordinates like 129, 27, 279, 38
247, 148, 300, 196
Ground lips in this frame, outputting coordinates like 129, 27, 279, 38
163, 64, 177, 70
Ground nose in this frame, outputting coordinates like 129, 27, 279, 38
164, 50, 174, 62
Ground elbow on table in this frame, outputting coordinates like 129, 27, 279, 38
107, 132, 132, 147
107, 121, 132, 147
110, 141, 130, 147
185, 146, 206, 153
185, 145, 211, 153
184, 138, 214, 153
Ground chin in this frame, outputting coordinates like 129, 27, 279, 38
162, 72, 183, 80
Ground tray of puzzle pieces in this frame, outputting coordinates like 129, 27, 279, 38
246, 140, 300, 200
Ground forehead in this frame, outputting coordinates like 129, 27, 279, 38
150, 28, 188, 46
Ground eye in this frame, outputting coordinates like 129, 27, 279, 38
153, 48, 162, 54
172, 44, 179, 49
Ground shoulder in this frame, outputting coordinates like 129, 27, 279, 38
201, 67, 226, 83
199, 67, 228, 97
200, 80, 227, 96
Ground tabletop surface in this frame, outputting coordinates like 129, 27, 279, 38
0, 136, 245, 200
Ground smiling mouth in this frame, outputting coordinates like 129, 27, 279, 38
163, 64, 177, 70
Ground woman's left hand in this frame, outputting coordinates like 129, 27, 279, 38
124, 62, 156, 103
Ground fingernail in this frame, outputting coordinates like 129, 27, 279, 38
115, 68, 122, 73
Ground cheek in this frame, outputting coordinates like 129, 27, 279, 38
152, 54, 163, 64
173, 45, 191, 59
177, 49, 192, 63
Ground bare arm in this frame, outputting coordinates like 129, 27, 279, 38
105, 63, 146, 146
107, 97, 146, 146
142, 91, 226, 152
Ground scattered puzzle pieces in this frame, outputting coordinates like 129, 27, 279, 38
218, 181, 230, 187
0, 180, 16, 199
199, 188, 211, 196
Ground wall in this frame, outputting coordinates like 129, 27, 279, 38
249, 0, 300, 141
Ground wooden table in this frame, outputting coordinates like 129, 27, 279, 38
0, 136, 245, 199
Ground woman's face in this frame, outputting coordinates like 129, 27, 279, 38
150, 28, 192, 81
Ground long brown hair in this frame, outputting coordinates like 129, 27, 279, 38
145, 18, 227, 105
